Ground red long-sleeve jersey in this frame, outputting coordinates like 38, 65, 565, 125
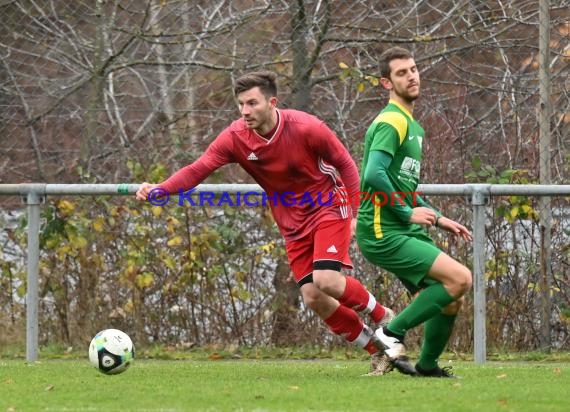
160, 109, 360, 241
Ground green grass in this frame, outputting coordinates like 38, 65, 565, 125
1, 359, 568, 411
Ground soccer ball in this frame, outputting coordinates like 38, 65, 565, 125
88, 329, 135, 375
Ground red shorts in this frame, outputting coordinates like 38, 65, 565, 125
285, 219, 353, 284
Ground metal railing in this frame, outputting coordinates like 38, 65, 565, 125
1, 183, 570, 363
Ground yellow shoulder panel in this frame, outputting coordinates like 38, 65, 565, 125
375, 111, 408, 145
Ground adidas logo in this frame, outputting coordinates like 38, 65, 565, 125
247, 152, 258, 161
326, 245, 338, 254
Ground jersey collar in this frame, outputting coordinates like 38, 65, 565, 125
389, 99, 414, 119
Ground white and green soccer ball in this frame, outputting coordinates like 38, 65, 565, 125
88, 329, 135, 375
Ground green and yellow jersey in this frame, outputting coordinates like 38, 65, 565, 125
356, 100, 426, 239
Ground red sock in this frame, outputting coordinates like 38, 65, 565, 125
324, 306, 377, 354
363, 340, 380, 355
339, 276, 386, 323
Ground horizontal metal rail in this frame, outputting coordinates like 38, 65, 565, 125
2, 182, 570, 196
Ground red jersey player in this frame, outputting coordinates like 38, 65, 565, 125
136, 71, 415, 376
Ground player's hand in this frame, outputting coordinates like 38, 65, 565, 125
409, 207, 438, 226
436, 217, 473, 242
136, 182, 159, 201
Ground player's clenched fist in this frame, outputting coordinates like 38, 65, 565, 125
135, 182, 159, 201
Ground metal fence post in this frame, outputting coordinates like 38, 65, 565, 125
23, 186, 44, 362
471, 185, 489, 364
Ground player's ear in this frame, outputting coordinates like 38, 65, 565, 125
380, 77, 392, 90
269, 96, 278, 107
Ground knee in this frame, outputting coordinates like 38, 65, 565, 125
448, 266, 472, 298
312, 270, 344, 297
300, 284, 340, 319
300, 285, 324, 310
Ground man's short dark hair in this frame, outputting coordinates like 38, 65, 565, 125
234, 71, 278, 98
379, 47, 414, 79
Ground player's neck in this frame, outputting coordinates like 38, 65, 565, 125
390, 95, 415, 114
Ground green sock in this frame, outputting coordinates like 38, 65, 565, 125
417, 313, 457, 371
387, 283, 454, 336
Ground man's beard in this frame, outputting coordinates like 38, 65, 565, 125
395, 88, 419, 104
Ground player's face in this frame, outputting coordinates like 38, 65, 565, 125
237, 87, 277, 134
385, 58, 420, 103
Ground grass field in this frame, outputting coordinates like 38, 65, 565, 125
1, 358, 568, 411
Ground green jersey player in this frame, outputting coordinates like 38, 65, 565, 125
356, 46, 473, 378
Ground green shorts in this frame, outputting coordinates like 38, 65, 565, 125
357, 230, 442, 294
